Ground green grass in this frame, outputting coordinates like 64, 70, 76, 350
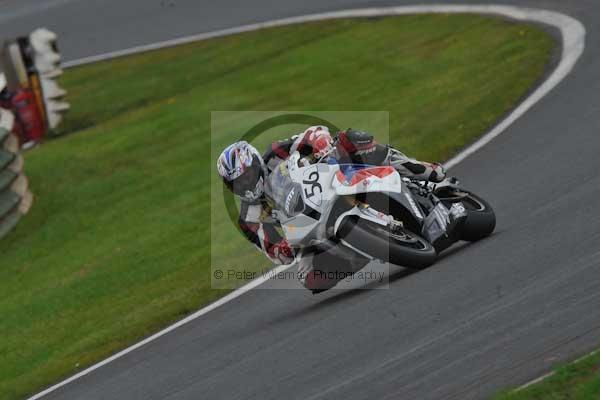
0, 15, 553, 400
495, 351, 600, 400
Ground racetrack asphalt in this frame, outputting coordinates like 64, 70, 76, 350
6, 1, 600, 399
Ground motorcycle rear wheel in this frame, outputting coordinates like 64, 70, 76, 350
337, 218, 436, 270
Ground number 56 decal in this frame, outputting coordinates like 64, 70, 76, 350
302, 167, 323, 207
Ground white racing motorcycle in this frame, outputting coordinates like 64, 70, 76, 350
266, 151, 495, 293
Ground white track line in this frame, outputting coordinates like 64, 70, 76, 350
27, 263, 293, 400
29, 5, 585, 399
515, 371, 556, 391
515, 349, 599, 391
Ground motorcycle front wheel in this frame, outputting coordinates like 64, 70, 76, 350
337, 218, 436, 270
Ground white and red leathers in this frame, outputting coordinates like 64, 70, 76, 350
237, 126, 331, 265
236, 127, 447, 267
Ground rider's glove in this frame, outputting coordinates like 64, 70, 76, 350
312, 134, 333, 159
269, 240, 294, 265
304, 126, 333, 159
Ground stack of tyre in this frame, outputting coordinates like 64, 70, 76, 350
0, 107, 32, 239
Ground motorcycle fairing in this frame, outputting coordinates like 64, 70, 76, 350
332, 165, 402, 196
278, 155, 426, 247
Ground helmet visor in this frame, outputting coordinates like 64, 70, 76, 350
227, 156, 263, 197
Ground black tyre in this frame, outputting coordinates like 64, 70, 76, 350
337, 217, 436, 270
438, 189, 496, 242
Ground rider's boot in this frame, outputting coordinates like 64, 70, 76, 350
298, 240, 370, 294
433, 203, 467, 252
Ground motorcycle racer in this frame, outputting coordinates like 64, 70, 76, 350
217, 126, 452, 271
216, 140, 296, 266
217, 126, 337, 266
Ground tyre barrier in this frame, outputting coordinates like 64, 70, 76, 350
0, 107, 32, 240
1, 28, 69, 147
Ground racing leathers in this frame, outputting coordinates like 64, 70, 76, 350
236, 126, 447, 266
237, 199, 294, 265
236, 126, 333, 265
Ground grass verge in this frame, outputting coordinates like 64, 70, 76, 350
0, 14, 553, 399
495, 351, 600, 400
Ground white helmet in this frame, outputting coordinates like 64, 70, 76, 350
217, 141, 266, 201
